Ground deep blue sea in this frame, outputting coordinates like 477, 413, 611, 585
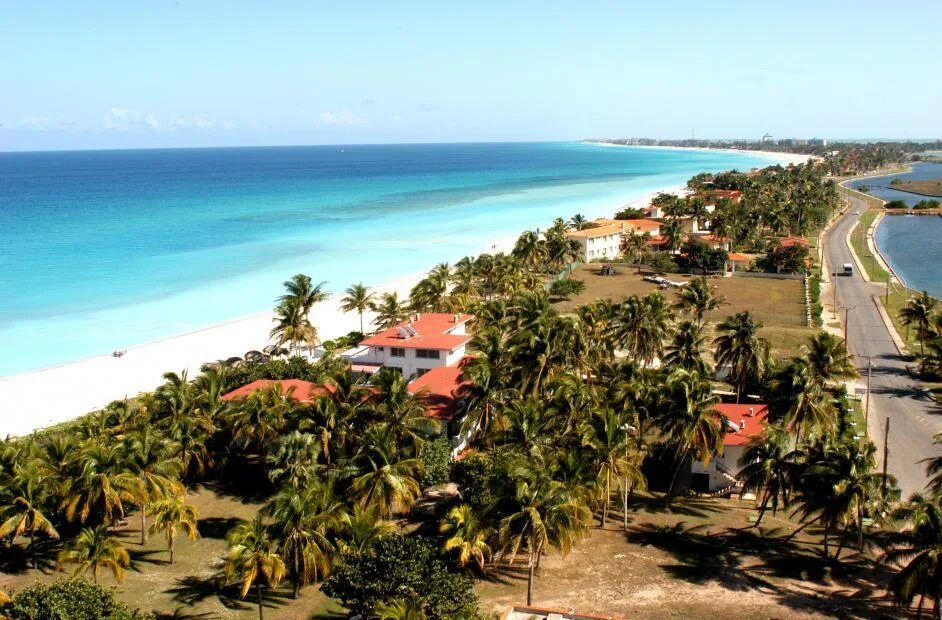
847, 162, 942, 297
0, 142, 778, 375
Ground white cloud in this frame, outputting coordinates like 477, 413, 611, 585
103, 107, 160, 131
171, 115, 216, 130
16, 116, 52, 130
315, 110, 365, 127
391, 115, 405, 127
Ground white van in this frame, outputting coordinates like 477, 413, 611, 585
842, 263, 853, 276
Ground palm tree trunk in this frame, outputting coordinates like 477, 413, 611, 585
526, 552, 534, 606
822, 512, 830, 559
784, 514, 822, 542
856, 501, 865, 550
622, 478, 630, 531
293, 546, 301, 599
600, 471, 610, 528
665, 446, 689, 509
29, 533, 36, 569
753, 489, 772, 528
141, 510, 147, 545
359, 311, 364, 335
93, 566, 98, 585
257, 583, 264, 620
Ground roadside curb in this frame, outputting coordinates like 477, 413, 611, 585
871, 295, 909, 357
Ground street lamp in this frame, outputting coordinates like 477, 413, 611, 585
839, 304, 856, 342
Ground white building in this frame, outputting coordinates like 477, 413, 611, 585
690, 404, 769, 493
565, 218, 661, 262
350, 312, 472, 379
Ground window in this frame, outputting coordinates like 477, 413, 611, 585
416, 349, 440, 360
390, 347, 405, 358
416, 368, 429, 377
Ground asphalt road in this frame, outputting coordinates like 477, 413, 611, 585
826, 195, 942, 497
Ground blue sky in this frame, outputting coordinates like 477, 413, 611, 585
2, 1, 940, 151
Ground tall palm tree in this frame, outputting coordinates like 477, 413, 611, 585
125, 427, 182, 544
456, 329, 511, 445
737, 426, 795, 527
226, 516, 286, 620
226, 383, 294, 464
58, 525, 131, 584
662, 218, 685, 253
266, 431, 322, 488
61, 441, 142, 526
713, 311, 771, 403
883, 492, 942, 616
149, 493, 199, 564
805, 332, 858, 382
778, 359, 836, 442
619, 230, 649, 272
270, 296, 317, 355
660, 369, 724, 508
351, 427, 422, 518
674, 277, 725, 326
339, 283, 375, 334
899, 291, 938, 356
337, 504, 395, 555
512, 230, 546, 273
569, 213, 589, 231
663, 320, 710, 375
579, 407, 640, 528
440, 504, 492, 572
498, 469, 591, 606
279, 274, 328, 317
263, 481, 346, 598
370, 292, 409, 330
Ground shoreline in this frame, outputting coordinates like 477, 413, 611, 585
0, 152, 798, 437
585, 142, 815, 167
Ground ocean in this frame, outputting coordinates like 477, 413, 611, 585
0, 142, 778, 375
848, 162, 942, 297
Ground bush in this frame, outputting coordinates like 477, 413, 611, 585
614, 207, 646, 220
645, 252, 678, 273
755, 242, 809, 274
885, 199, 908, 209
322, 535, 479, 619
452, 447, 518, 509
420, 436, 453, 487
914, 199, 940, 210
0, 579, 149, 620
677, 239, 728, 272
548, 277, 586, 299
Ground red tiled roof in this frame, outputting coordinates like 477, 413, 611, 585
717, 404, 769, 446
221, 379, 333, 404
360, 313, 473, 351
776, 236, 810, 248
565, 218, 659, 239
728, 252, 754, 262
646, 235, 667, 246
407, 359, 471, 420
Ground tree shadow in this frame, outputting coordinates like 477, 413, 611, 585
152, 609, 219, 620
165, 574, 292, 614
628, 493, 722, 518
128, 547, 169, 569
0, 538, 62, 575
202, 473, 273, 505
197, 517, 243, 540
476, 559, 529, 586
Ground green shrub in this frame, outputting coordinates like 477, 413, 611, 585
645, 252, 678, 273
548, 277, 586, 299
914, 199, 940, 210
885, 199, 908, 209
420, 436, 453, 487
322, 535, 479, 619
0, 579, 149, 620
451, 447, 519, 509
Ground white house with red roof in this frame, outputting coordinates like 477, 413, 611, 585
350, 312, 473, 379
690, 403, 769, 493
565, 218, 661, 262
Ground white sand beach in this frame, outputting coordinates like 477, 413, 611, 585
0, 176, 773, 437
593, 142, 815, 167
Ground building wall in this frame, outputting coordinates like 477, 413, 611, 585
690, 445, 747, 491
363, 345, 465, 379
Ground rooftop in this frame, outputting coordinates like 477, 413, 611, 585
717, 403, 769, 446
221, 379, 333, 404
565, 218, 659, 239
360, 312, 473, 351
407, 360, 471, 420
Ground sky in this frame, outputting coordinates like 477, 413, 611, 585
2, 1, 940, 151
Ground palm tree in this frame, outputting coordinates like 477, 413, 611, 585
263, 481, 346, 598
737, 426, 795, 527
60, 441, 142, 526
440, 504, 492, 572
899, 291, 938, 356
0, 490, 60, 568
498, 469, 591, 606
226, 383, 294, 463
713, 311, 771, 403
58, 525, 130, 584
371, 292, 409, 330
456, 329, 511, 445
661, 369, 724, 508
279, 274, 328, 317
351, 427, 422, 518
663, 320, 710, 374
619, 230, 649, 272
337, 504, 395, 555
662, 218, 684, 253
266, 431, 322, 488
674, 277, 725, 326
512, 230, 546, 273
778, 359, 836, 442
805, 332, 858, 382
579, 407, 640, 528
226, 516, 286, 620
270, 296, 317, 355
149, 493, 199, 564
340, 282, 375, 334
569, 213, 589, 231
883, 493, 942, 616
125, 427, 181, 544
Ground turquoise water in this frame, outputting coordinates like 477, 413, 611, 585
849, 163, 942, 297
0, 142, 778, 375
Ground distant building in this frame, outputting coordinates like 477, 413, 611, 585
690, 404, 769, 493
809, 138, 827, 147
565, 218, 661, 262
221, 379, 334, 404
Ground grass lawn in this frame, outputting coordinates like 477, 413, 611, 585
0, 485, 346, 620
890, 179, 942, 197
554, 263, 815, 359
475, 492, 899, 619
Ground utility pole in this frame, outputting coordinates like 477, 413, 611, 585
866, 357, 873, 420
882, 416, 890, 500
